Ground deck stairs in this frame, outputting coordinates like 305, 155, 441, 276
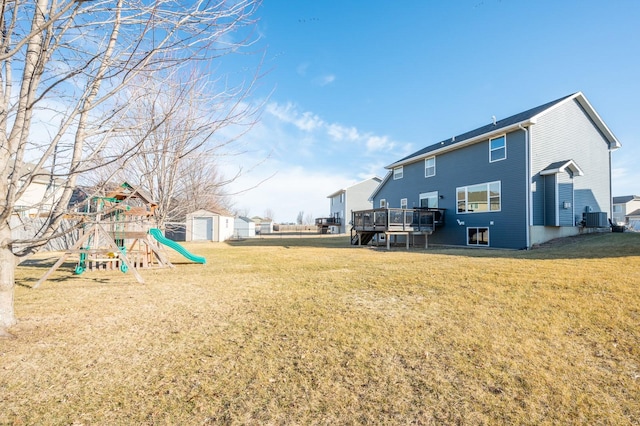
351, 231, 375, 246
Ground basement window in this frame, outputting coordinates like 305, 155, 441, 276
467, 227, 489, 246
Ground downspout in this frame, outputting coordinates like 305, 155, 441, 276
519, 124, 531, 249
609, 147, 613, 220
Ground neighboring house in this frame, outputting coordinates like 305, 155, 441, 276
11, 163, 67, 248
13, 163, 64, 218
367, 92, 620, 249
627, 210, 640, 231
612, 195, 640, 225
325, 177, 382, 234
185, 209, 234, 242
234, 216, 256, 238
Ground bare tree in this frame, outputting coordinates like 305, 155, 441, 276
0, 0, 262, 336
304, 212, 314, 226
93, 68, 256, 227
263, 208, 275, 222
296, 211, 304, 225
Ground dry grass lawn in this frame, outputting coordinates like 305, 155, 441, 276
2, 232, 639, 425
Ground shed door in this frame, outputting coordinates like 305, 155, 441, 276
193, 217, 213, 240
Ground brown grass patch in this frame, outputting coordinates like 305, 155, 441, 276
2, 233, 639, 424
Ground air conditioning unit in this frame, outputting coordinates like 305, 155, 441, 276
583, 212, 608, 228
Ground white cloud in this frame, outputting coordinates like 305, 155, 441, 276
327, 123, 360, 142
221, 101, 411, 221
265, 102, 324, 132
295, 111, 325, 132
612, 166, 640, 196
313, 74, 336, 86
612, 149, 640, 196
366, 135, 395, 153
296, 62, 310, 76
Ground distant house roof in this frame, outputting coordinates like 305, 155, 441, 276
326, 176, 382, 198
236, 216, 254, 223
14, 162, 64, 185
387, 92, 621, 169
613, 195, 640, 204
251, 216, 273, 223
627, 208, 640, 218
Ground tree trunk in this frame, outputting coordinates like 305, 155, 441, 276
0, 224, 16, 337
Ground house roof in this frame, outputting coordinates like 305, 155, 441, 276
627, 208, 640, 218
387, 92, 621, 169
540, 160, 584, 177
613, 195, 640, 204
326, 176, 382, 198
15, 162, 64, 185
235, 216, 254, 223
369, 172, 392, 201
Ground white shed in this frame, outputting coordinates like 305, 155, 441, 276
259, 220, 274, 234
234, 216, 256, 238
186, 209, 234, 242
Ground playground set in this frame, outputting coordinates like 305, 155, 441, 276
34, 182, 205, 288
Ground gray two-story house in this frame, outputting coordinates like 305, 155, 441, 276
367, 92, 620, 249
324, 177, 381, 234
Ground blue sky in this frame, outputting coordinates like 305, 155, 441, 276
225, 0, 640, 223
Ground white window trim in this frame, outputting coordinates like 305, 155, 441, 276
419, 191, 438, 208
467, 227, 490, 246
380, 199, 387, 208
393, 166, 404, 180
489, 135, 507, 163
400, 198, 408, 209
456, 181, 501, 214
425, 156, 436, 178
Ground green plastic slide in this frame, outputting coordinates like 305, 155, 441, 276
149, 228, 206, 264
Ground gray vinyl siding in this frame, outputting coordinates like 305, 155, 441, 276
374, 129, 528, 249
544, 174, 557, 226
330, 178, 379, 233
329, 192, 345, 232
531, 99, 612, 225
558, 174, 574, 226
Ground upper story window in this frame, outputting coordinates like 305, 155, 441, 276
393, 166, 403, 180
490, 135, 506, 162
419, 191, 438, 208
340, 193, 344, 203
380, 199, 387, 208
425, 157, 436, 177
400, 198, 407, 209
457, 181, 501, 213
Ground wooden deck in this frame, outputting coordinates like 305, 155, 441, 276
315, 216, 341, 234
351, 208, 445, 249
